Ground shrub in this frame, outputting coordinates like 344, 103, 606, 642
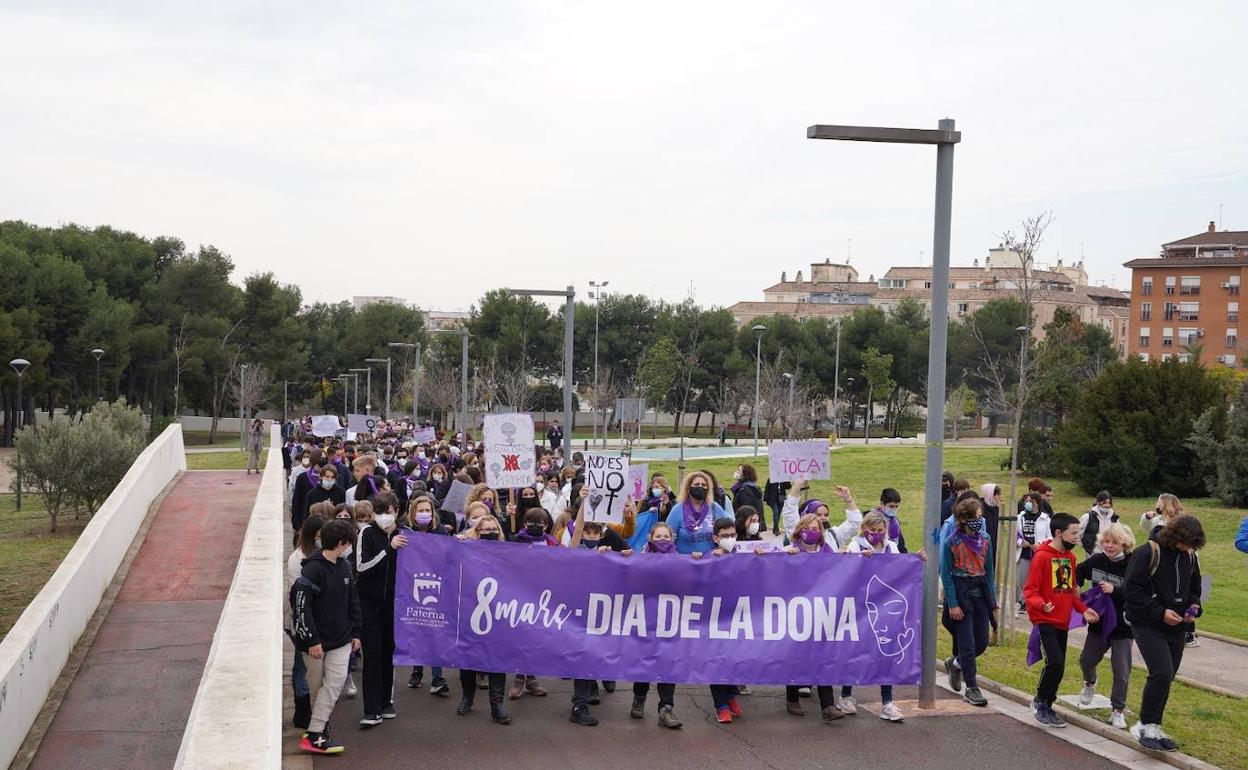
1058, 358, 1222, 496
9, 418, 84, 532
1187, 381, 1248, 505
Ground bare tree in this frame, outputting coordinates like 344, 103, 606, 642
207, 319, 244, 443
420, 360, 460, 430
589, 364, 621, 440
706, 373, 752, 445
757, 359, 791, 443
496, 368, 536, 414
227, 364, 272, 420
672, 327, 701, 433
171, 313, 191, 418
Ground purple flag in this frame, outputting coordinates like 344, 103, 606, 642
394, 532, 922, 686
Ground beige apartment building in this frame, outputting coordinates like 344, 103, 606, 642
729, 248, 1131, 355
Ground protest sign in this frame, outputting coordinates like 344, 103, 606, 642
394, 534, 921, 685
737, 540, 781, 553
482, 413, 536, 488
440, 480, 474, 522
584, 452, 630, 524
628, 463, 650, 502
767, 440, 830, 482
311, 415, 342, 437
347, 413, 379, 435
412, 426, 437, 444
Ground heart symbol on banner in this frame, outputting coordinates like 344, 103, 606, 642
896, 626, 915, 654
589, 492, 604, 512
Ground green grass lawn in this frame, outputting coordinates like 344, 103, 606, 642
182, 429, 244, 447
937, 631, 1248, 770
0, 494, 86, 641
185, 450, 267, 471
649, 445, 1248, 641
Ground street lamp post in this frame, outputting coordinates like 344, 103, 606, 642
10, 358, 30, 510
1002, 324, 1031, 642
782, 372, 794, 439
808, 118, 960, 709
91, 348, 105, 401
366, 358, 392, 420
349, 370, 367, 415
589, 280, 609, 449
336, 376, 350, 421
751, 324, 767, 457
508, 287, 575, 445
388, 342, 420, 421
833, 320, 842, 441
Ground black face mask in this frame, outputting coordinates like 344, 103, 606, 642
689, 486, 708, 501
526, 524, 545, 537
479, 532, 500, 541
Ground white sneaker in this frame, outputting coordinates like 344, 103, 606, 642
343, 676, 357, 699
1078, 684, 1095, 706
879, 702, 904, 722
836, 695, 857, 715
1110, 710, 1127, 729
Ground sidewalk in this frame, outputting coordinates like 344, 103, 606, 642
1067, 625, 1248, 698
26, 471, 260, 770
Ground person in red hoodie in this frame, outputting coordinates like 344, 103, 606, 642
1024, 512, 1099, 728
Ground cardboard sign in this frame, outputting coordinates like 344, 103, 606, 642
767, 440, 830, 482
347, 413, 379, 435
628, 463, 650, 502
584, 452, 630, 524
441, 479, 474, 521
311, 415, 343, 437
412, 426, 437, 444
482, 413, 536, 488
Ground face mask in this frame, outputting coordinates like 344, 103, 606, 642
321, 477, 336, 490
314, 537, 322, 550
526, 523, 545, 538
964, 517, 984, 533
415, 512, 434, 527
432, 474, 444, 483
689, 486, 708, 501
1099, 506, 1113, 516
866, 531, 886, 546
376, 513, 396, 530
649, 539, 675, 553
1024, 501, 1035, 513
747, 522, 760, 536
302, 458, 311, 467
732, 470, 742, 481
882, 507, 898, 519
484, 500, 495, 512
652, 486, 664, 497
479, 531, 500, 541
718, 536, 737, 552
581, 538, 601, 549
799, 529, 823, 546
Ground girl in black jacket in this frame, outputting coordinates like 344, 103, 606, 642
1074, 522, 1135, 729
731, 463, 765, 517
353, 494, 401, 727
1123, 515, 1204, 752
398, 494, 452, 694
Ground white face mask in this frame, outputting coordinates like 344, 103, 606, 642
376, 513, 396, 530
321, 477, 336, 490
718, 536, 737, 552
1099, 506, 1114, 516
733, 470, 742, 481
747, 522, 760, 536
301, 458, 311, 467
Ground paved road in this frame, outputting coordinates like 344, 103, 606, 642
1067, 624, 1248, 697
293, 677, 1125, 770
29, 471, 260, 770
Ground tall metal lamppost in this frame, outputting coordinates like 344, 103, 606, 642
91, 347, 105, 401
388, 342, 421, 422
10, 357, 30, 510
348, 369, 367, 415
589, 280, 609, 448
433, 328, 469, 439
335, 375, 350, 422
751, 324, 767, 457
366, 357, 392, 420
507, 287, 575, 444
782, 372, 795, 439
833, 319, 842, 441
807, 118, 960, 709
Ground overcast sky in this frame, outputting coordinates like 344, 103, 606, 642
3, 1, 1247, 313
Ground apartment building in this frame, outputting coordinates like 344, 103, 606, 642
1124, 222, 1248, 366
730, 249, 1131, 353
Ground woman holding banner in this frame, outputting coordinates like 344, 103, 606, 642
454, 514, 511, 724
664, 471, 728, 555
782, 512, 847, 723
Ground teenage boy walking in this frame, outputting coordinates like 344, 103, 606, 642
292, 519, 363, 754
1024, 512, 1099, 728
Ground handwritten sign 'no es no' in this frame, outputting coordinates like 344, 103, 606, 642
584, 453, 630, 524
767, 440, 830, 483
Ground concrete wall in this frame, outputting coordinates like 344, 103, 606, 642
175, 425, 284, 769
0, 424, 187, 768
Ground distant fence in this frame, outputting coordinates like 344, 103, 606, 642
175, 425, 284, 769
0, 424, 186, 768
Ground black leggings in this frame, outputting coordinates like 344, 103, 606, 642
459, 670, 505, 705
1134, 625, 1185, 726
786, 685, 836, 710
359, 595, 395, 715
633, 682, 675, 709
1035, 624, 1068, 706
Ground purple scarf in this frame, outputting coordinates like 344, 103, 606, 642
1026, 584, 1117, 667
682, 500, 711, 534
731, 480, 745, 496
513, 529, 557, 546
874, 505, 902, 542
304, 467, 321, 487
955, 529, 986, 556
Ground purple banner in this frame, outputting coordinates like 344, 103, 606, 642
394, 533, 922, 686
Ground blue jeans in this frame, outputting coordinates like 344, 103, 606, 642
412, 665, 444, 681
292, 650, 309, 697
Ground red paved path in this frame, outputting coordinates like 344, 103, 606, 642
30, 471, 259, 770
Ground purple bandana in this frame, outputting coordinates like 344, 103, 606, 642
682, 500, 711, 534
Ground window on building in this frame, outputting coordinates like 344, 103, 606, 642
1162, 327, 1174, 347
1225, 353, 1238, 366
1228, 329, 1238, 348
1179, 302, 1200, 321
956, 302, 969, 315
1179, 327, 1199, 346
923, 281, 931, 289
1165, 276, 1176, 295
1163, 302, 1176, 320
1227, 275, 1241, 295
1139, 327, 1150, 347
1138, 353, 1150, 362
968, 282, 978, 290
1161, 353, 1173, 361
1180, 276, 1201, 295
1230, 302, 1239, 322
1141, 277, 1153, 295
1140, 302, 1152, 321
1177, 353, 1192, 363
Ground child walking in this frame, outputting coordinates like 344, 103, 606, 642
842, 511, 904, 722
1024, 512, 1100, 728
939, 497, 995, 708
629, 521, 683, 729
1075, 523, 1135, 729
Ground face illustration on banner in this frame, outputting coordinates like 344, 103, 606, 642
865, 575, 915, 661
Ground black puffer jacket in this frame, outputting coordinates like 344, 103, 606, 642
1124, 542, 1201, 631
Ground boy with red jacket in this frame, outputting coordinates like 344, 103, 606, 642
1024, 512, 1099, 728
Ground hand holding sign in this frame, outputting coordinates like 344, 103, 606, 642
584, 453, 630, 524
768, 441, 830, 483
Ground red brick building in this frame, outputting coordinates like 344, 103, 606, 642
1124, 222, 1248, 366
